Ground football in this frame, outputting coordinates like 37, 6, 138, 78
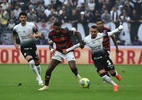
79, 78, 90, 88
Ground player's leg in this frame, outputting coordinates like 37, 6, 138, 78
109, 69, 122, 81
34, 60, 43, 86
35, 61, 41, 75
107, 58, 122, 81
25, 56, 43, 86
66, 52, 82, 81
38, 51, 62, 91
38, 59, 60, 90
32, 48, 44, 86
68, 60, 82, 81
94, 59, 119, 91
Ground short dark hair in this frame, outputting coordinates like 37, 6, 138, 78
91, 25, 98, 29
96, 18, 102, 22
53, 22, 61, 26
19, 12, 27, 17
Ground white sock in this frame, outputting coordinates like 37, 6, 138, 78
36, 65, 41, 75
102, 75, 117, 86
76, 74, 82, 81
29, 60, 40, 77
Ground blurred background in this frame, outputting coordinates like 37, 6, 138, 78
0, 0, 142, 46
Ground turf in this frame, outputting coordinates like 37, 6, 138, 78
0, 64, 142, 100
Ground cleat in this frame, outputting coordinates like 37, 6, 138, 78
115, 74, 122, 81
38, 86, 48, 91
113, 85, 119, 92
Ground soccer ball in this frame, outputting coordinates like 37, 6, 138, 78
79, 78, 90, 88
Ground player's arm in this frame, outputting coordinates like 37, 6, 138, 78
29, 25, 41, 38
48, 38, 55, 53
110, 35, 119, 53
63, 40, 86, 54
71, 28, 84, 49
34, 31, 41, 38
12, 29, 19, 50
107, 25, 123, 36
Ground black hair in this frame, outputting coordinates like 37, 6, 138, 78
96, 18, 102, 22
19, 12, 27, 17
91, 25, 97, 29
53, 22, 61, 26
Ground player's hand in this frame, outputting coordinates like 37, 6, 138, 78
29, 34, 35, 38
118, 25, 124, 31
62, 49, 67, 54
80, 43, 84, 49
14, 43, 20, 50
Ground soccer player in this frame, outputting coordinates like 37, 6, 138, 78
12, 12, 43, 86
96, 19, 119, 83
38, 22, 84, 91
96, 19, 119, 53
62, 25, 123, 91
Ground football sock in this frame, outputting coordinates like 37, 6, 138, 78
76, 74, 82, 81
29, 59, 40, 77
35, 65, 41, 75
102, 75, 117, 86
45, 75, 50, 86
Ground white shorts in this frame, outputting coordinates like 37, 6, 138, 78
52, 51, 76, 62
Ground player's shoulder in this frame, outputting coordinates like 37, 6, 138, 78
103, 27, 111, 32
27, 21, 35, 26
61, 28, 67, 33
13, 23, 21, 29
84, 35, 91, 42
48, 29, 54, 36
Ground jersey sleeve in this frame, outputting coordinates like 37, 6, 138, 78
32, 24, 38, 33
12, 28, 18, 36
82, 38, 87, 45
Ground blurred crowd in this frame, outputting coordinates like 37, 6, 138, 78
0, 0, 142, 45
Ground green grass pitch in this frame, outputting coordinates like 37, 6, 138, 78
0, 64, 142, 100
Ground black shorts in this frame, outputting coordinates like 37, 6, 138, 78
20, 44, 39, 60
92, 53, 115, 72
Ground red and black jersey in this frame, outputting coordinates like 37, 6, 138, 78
48, 28, 75, 52
99, 27, 111, 51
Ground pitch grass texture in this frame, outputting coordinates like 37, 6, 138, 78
0, 64, 142, 100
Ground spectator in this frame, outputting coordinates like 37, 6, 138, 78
87, 0, 95, 13
132, 36, 142, 45
101, 9, 111, 24
123, 0, 133, 17
1, 0, 9, 10
78, 11, 89, 36
69, 9, 79, 30
40, 34, 48, 45
0, 7, 9, 28
119, 10, 131, 23
58, 9, 69, 24
27, 9, 37, 22
9, 11, 18, 24
130, 9, 141, 43
36, 2, 45, 16
13, 5, 21, 19
7, 19, 15, 30
93, 10, 101, 23
37, 11, 48, 22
